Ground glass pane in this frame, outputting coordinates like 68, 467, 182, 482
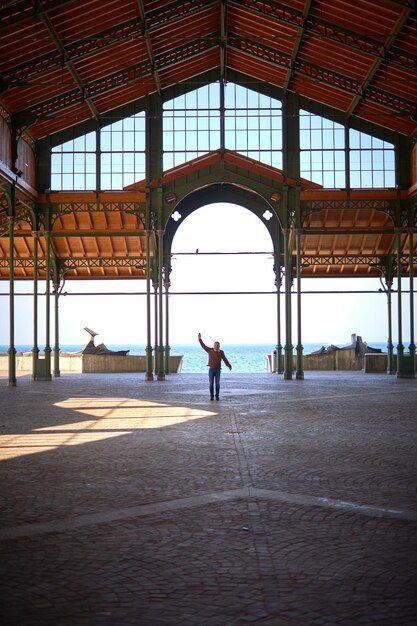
85, 173, 96, 190
224, 83, 235, 108
225, 129, 235, 149
209, 83, 220, 108
385, 170, 395, 187
111, 132, 123, 151
349, 129, 360, 148
51, 154, 61, 174
135, 131, 145, 150
300, 151, 311, 170
186, 89, 197, 109
101, 131, 111, 151
334, 128, 345, 149
323, 129, 334, 148
85, 131, 96, 151
300, 129, 310, 149
123, 153, 134, 172
123, 117, 135, 132
62, 174, 73, 189
350, 171, 361, 187
174, 132, 185, 150
323, 171, 335, 187
73, 135, 85, 151
373, 171, 384, 187
51, 174, 61, 190
62, 153, 73, 170
335, 171, 345, 187
197, 88, 208, 109
123, 132, 134, 151
259, 130, 271, 149
74, 174, 85, 190
311, 129, 323, 149
135, 153, 145, 176
197, 130, 209, 149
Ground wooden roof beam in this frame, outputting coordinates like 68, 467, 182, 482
233, 0, 417, 71
232, 36, 417, 119
15, 35, 217, 123
346, 6, 414, 119
282, 0, 312, 94
220, 0, 228, 84
137, 0, 161, 95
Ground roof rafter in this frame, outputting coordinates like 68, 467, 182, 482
346, 5, 415, 118
233, 0, 417, 72
14, 34, 219, 122
232, 36, 417, 118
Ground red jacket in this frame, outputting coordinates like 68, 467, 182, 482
199, 338, 231, 369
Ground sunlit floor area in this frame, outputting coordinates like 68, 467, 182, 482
1, 370, 416, 626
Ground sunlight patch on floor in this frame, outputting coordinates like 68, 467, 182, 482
0, 397, 216, 459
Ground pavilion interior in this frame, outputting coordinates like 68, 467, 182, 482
0, 0, 416, 381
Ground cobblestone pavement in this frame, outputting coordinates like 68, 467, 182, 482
0, 371, 416, 626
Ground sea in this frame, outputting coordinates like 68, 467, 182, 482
0, 341, 394, 373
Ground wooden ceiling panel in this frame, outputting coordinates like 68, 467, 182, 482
73, 40, 147, 85
229, 4, 298, 55
48, 0, 139, 41
1, 0, 416, 138
227, 48, 288, 88
297, 35, 372, 82
310, 0, 402, 36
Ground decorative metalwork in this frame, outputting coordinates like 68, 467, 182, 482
0, 257, 146, 270
18, 34, 217, 122
233, 37, 417, 118
240, 0, 417, 71
44, 201, 145, 228
301, 254, 415, 269
301, 199, 395, 215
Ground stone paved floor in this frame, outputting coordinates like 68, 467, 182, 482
0, 370, 416, 626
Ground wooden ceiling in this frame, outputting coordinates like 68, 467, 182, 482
0, 0, 416, 282
1, 0, 416, 139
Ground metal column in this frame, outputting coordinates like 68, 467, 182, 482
53, 269, 61, 377
408, 227, 415, 376
145, 227, 154, 381
7, 193, 16, 386
32, 229, 39, 379
395, 227, 405, 377
157, 229, 165, 380
283, 228, 293, 380
164, 269, 171, 375
44, 228, 52, 380
295, 227, 304, 380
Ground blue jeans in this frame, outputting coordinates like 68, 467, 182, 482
208, 367, 221, 398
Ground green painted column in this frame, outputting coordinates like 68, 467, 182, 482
153, 278, 159, 377
53, 272, 61, 377
395, 227, 405, 377
145, 228, 153, 381
8, 209, 17, 387
44, 229, 52, 380
295, 227, 304, 380
275, 271, 283, 374
274, 224, 283, 374
157, 229, 165, 381
283, 228, 293, 380
408, 227, 415, 377
386, 279, 395, 375
164, 273, 171, 375
32, 230, 39, 379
